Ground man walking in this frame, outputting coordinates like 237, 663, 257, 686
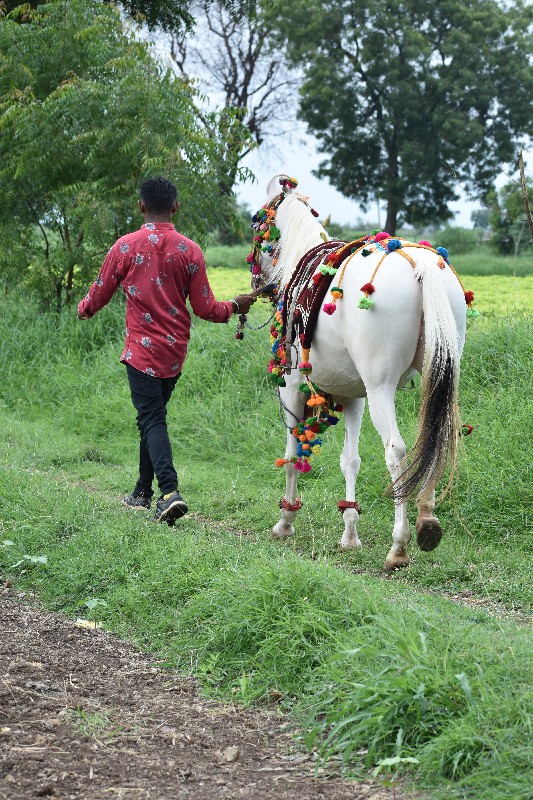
78, 177, 257, 525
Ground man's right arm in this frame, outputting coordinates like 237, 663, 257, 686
77, 246, 124, 319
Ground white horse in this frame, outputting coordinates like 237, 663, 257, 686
248, 175, 470, 570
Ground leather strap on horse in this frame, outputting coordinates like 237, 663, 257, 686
338, 500, 362, 514
279, 497, 303, 512
282, 238, 366, 354
282, 240, 343, 344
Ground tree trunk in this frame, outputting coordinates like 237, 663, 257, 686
384, 202, 398, 236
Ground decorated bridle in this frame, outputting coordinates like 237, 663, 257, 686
235, 175, 321, 340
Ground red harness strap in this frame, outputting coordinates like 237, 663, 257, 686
279, 497, 303, 512
338, 500, 362, 514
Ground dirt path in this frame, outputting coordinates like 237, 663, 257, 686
0, 591, 413, 800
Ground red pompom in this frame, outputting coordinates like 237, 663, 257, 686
464, 290, 475, 305
360, 282, 375, 295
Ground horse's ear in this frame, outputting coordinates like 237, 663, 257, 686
266, 175, 283, 198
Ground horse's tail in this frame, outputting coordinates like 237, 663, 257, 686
394, 258, 462, 502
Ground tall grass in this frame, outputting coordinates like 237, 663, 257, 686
1, 281, 532, 800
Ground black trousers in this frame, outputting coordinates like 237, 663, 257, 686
126, 364, 180, 498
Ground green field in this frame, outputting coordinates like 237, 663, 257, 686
0, 262, 531, 800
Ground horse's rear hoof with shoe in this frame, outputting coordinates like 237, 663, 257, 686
416, 516, 443, 552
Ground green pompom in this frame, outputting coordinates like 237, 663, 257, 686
466, 307, 480, 318
298, 382, 311, 394
358, 296, 374, 309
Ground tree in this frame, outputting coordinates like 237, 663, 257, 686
166, 0, 299, 241
0, 1, 251, 308
488, 178, 533, 255
265, 0, 533, 234
0, 0, 254, 31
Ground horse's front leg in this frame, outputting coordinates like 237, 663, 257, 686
339, 398, 365, 550
272, 385, 305, 539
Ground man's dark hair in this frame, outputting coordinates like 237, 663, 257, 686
139, 177, 177, 214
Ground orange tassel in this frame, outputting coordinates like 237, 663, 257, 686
307, 394, 326, 407
275, 458, 288, 467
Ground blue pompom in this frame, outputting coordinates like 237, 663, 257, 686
436, 246, 449, 261
387, 238, 402, 250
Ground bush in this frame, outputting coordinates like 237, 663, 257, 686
435, 226, 478, 255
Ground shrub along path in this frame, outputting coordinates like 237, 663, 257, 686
0, 592, 414, 800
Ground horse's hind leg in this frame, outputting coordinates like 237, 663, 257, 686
339, 398, 365, 549
366, 386, 412, 570
415, 488, 442, 551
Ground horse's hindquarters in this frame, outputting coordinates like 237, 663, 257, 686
310, 253, 424, 397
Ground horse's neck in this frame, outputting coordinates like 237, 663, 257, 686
277, 199, 327, 288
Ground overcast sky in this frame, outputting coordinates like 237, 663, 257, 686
236, 125, 533, 231
235, 132, 524, 230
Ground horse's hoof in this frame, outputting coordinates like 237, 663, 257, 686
272, 523, 294, 539
416, 517, 442, 552
384, 554, 410, 571
338, 537, 362, 550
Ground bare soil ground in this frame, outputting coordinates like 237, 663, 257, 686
0, 590, 414, 800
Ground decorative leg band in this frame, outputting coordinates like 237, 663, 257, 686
338, 500, 362, 514
279, 497, 303, 512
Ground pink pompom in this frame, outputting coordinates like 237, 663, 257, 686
252, 265, 261, 275
374, 231, 390, 241
323, 302, 337, 315
418, 240, 432, 247
300, 460, 312, 473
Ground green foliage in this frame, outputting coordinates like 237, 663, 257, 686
0, 1, 252, 308
436, 226, 477, 255
265, 0, 533, 233
488, 179, 533, 256
1, 0, 256, 32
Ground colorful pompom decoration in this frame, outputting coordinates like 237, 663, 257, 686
322, 285, 344, 315
464, 289, 480, 317
387, 238, 402, 250
267, 298, 287, 385
436, 246, 449, 262
279, 176, 298, 190
276, 401, 342, 472
418, 240, 432, 248
358, 296, 374, 309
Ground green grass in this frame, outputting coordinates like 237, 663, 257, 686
0, 274, 532, 800
204, 240, 533, 278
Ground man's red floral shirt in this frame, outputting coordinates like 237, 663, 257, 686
78, 223, 233, 378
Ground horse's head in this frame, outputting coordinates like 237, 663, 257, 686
246, 174, 325, 294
